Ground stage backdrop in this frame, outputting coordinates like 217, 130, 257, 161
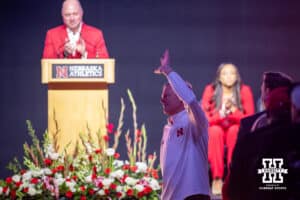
0, 0, 299, 178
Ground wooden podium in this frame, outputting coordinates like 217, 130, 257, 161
41, 59, 115, 152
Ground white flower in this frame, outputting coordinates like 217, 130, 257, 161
49, 152, 59, 160
32, 170, 43, 177
84, 142, 93, 154
149, 178, 160, 190
102, 178, 114, 188
22, 171, 32, 181
42, 168, 52, 175
135, 162, 148, 173
21, 181, 29, 189
125, 177, 138, 186
12, 175, 21, 183
116, 185, 123, 192
110, 169, 124, 179
45, 145, 54, 154
85, 175, 92, 183
0, 187, 3, 195
53, 177, 65, 186
66, 180, 76, 192
45, 145, 60, 160
113, 160, 124, 168
97, 189, 105, 195
105, 148, 115, 156
28, 187, 37, 196
134, 184, 144, 192
54, 173, 63, 179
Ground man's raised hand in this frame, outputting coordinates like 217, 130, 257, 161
154, 49, 173, 75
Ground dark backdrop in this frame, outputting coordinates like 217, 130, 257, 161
0, 0, 299, 178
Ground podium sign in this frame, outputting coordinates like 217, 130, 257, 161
52, 64, 104, 79
41, 59, 115, 152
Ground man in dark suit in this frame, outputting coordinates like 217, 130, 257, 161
222, 71, 294, 200
236, 71, 293, 141
42, 0, 109, 59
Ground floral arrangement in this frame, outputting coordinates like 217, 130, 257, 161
0, 90, 161, 200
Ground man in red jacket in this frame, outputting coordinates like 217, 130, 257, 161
42, 0, 109, 59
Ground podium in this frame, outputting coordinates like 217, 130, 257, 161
41, 59, 115, 152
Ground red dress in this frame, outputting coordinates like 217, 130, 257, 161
42, 23, 109, 59
201, 84, 255, 179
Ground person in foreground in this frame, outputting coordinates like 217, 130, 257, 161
155, 49, 210, 200
42, 0, 109, 59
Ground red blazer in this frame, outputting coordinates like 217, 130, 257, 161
201, 84, 255, 127
42, 23, 109, 59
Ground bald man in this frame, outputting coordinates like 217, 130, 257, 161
43, 0, 109, 59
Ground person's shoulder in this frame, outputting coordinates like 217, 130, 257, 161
82, 23, 103, 34
204, 84, 214, 92
47, 25, 65, 33
240, 84, 252, 92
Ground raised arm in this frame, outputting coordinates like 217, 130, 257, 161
154, 49, 208, 134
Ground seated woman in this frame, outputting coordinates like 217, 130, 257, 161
201, 63, 255, 195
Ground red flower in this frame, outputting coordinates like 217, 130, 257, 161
136, 129, 142, 137
122, 164, 130, 170
138, 191, 144, 198
103, 135, 110, 142
56, 165, 64, 172
88, 189, 95, 195
5, 177, 12, 184
23, 187, 29, 193
44, 158, 52, 166
80, 196, 87, 200
106, 123, 114, 134
20, 169, 26, 175
65, 191, 73, 198
110, 183, 117, 190
120, 175, 128, 184
30, 178, 39, 184
97, 182, 103, 188
126, 188, 134, 196
88, 155, 93, 162
114, 153, 120, 159
10, 190, 16, 199
143, 186, 152, 194
69, 164, 74, 172
104, 168, 111, 175
91, 166, 97, 175
104, 189, 110, 195
130, 165, 137, 172
52, 168, 57, 174
3, 186, 8, 193
72, 175, 77, 181
80, 186, 85, 192
116, 192, 122, 198
92, 173, 97, 180
15, 181, 22, 188
151, 169, 159, 179
95, 148, 102, 154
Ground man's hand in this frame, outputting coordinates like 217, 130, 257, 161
76, 37, 86, 56
154, 49, 173, 76
64, 39, 75, 57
